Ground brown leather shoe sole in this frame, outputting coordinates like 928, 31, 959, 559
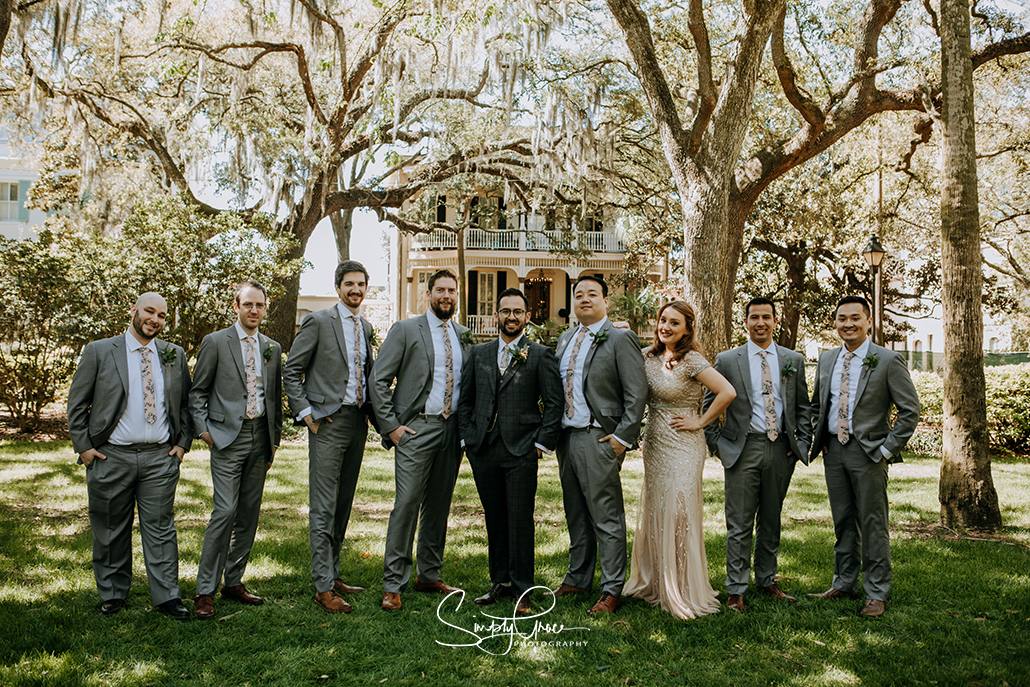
761, 585, 797, 603
314, 591, 352, 613
413, 579, 460, 594
553, 583, 589, 597
333, 579, 365, 595
807, 588, 860, 601
860, 599, 886, 617
221, 585, 265, 606
726, 594, 745, 613
587, 593, 621, 616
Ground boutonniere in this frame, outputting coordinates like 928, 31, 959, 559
862, 353, 879, 371
781, 361, 796, 380
263, 342, 276, 362
590, 329, 608, 346
460, 330, 475, 347
159, 347, 176, 365
510, 343, 529, 363
368, 328, 379, 348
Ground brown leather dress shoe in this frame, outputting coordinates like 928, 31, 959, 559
807, 587, 860, 601
381, 592, 402, 611
727, 594, 745, 613
314, 590, 352, 613
193, 594, 215, 620
761, 584, 797, 603
222, 584, 265, 606
553, 583, 589, 597
860, 599, 886, 617
587, 592, 621, 616
333, 579, 364, 595
475, 583, 515, 606
413, 579, 461, 594
516, 599, 533, 615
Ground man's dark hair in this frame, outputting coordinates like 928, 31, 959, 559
234, 280, 268, 305
427, 268, 458, 292
496, 287, 529, 310
335, 261, 369, 287
745, 297, 777, 319
835, 295, 871, 318
573, 274, 608, 298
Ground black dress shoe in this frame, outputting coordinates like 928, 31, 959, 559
474, 583, 515, 606
99, 598, 126, 616
156, 599, 192, 621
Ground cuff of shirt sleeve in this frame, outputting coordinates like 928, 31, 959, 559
297, 407, 312, 422
879, 445, 893, 460
612, 435, 631, 449
534, 442, 551, 455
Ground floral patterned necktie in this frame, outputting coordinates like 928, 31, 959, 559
353, 317, 364, 408
141, 347, 157, 425
500, 344, 511, 375
441, 322, 454, 419
244, 336, 259, 419
837, 351, 855, 444
758, 350, 778, 442
564, 326, 589, 420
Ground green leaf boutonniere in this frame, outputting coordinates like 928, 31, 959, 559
263, 343, 276, 362
368, 328, 379, 348
781, 361, 796, 380
460, 329, 475, 347
159, 347, 176, 365
590, 329, 609, 346
863, 353, 880, 371
510, 342, 529, 363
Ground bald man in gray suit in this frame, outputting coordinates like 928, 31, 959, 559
67, 292, 193, 620
808, 296, 919, 618
190, 281, 282, 620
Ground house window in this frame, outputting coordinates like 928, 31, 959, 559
478, 272, 495, 316
0, 182, 18, 221
416, 270, 433, 313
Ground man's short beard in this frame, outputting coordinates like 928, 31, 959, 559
131, 313, 157, 341
431, 301, 454, 320
501, 320, 525, 338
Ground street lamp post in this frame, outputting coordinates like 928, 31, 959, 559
862, 235, 886, 345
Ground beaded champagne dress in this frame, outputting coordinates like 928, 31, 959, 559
624, 350, 721, 619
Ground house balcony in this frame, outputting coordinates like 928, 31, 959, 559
410, 228, 626, 254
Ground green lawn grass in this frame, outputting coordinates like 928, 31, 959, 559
0, 440, 1028, 687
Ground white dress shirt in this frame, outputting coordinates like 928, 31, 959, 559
828, 338, 890, 459
108, 330, 171, 446
747, 339, 784, 434
337, 302, 367, 407
560, 318, 630, 447
423, 309, 463, 416
235, 321, 266, 418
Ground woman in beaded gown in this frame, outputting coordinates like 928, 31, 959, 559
624, 301, 737, 620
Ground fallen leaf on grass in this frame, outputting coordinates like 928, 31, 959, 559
948, 612, 961, 617
813, 640, 826, 646
219, 610, 243, 621
379, 679, 388, 683
1005, 610, 1018, 614
361, 552, 371, 558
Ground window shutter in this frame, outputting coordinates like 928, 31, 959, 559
467, 270, 478, 316
18, 180, 31, 221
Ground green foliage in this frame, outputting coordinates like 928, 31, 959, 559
912, 366, 1030, 456
607, 286, 660, 335
0, 231, 80, 432
525, 317, 569, 350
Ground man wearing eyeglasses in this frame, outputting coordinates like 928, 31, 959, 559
457, 288, 563, 614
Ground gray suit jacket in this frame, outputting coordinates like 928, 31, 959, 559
810, 343, 920, 463
554, 320, 647, 448
704, 344, 813, 467
457, 339, 564, 457
189, 326, 283, 453
370, 314, 470, 439
283, 305, 374, 423
67, 335, 192, 455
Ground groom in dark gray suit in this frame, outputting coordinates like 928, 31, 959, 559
371, 269, 470, 611
704, 297, 812, 613
458, 288, 563, 614
67, 292, 193, 620
552, 275, 647, 616
808, 295, 920, 617
284, 261, 375, 614
190, 281, 282, 620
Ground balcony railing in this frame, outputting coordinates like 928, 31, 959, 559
410, 228, 625, 253
466, 315, 498, 337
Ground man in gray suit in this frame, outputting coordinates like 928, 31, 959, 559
67, 292, 193, 620
552, 275, 647, 616
190, 281, 282, 620
704, 297, 812, 613
458, 288, 563, 614
808, 295, 920, 617
371, 269, 469, 611
284, 261, 375, 614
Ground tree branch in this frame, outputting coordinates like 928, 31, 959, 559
685, 0, 715, 153
771, 6, 825, 133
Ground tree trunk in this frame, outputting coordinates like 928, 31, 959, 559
938, 0, 1002, 532
330, 208, 354, 262
0, 1, 12, 60
265, 235, 308, 353
777, 246, 807, 350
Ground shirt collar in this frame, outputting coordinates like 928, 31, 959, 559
499, 333, 525, 351
234, 321, 259, 341
579, 317, 607, 335
124, 329, 158, 354
337, 302, 359, 321
747, 339, 777, 359
841, 338, 872, 360
426, 309, 451, 329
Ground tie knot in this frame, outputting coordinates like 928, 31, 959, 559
245, 336, 255, 343
843, 350, 855, 361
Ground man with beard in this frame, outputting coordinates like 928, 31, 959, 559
190, 281, 283, 620
284, 261, 376, 614
457, 288, 563, 614
371, 269, 470, 611
67, 292, 193, 620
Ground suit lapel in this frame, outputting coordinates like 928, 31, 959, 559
498, 341, 522, 391
156, 339, 173, 400
227, 327, 246, 383
854, 343, 875, 405
556, 329, 572, 359
418, 314, 435, 367
258, 332, 276, 387
330, 306, 351, 372
820, 346, 840, 409
775, 345, 793, 404
112, 336, 129, 394
581, 321, 609, 379
735, 346, 754, 402
480, 344, 499, 396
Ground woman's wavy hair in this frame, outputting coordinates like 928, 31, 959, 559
646, 301, 705, 367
